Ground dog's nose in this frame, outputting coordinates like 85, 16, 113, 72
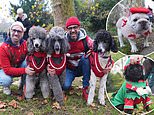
35, 44, 39, 48
139, 21, 147, 26
98, 49, 102, 52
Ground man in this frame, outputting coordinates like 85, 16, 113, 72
63, 16, 93, 101
16, 8, 31, 40
0, 21, 35, 95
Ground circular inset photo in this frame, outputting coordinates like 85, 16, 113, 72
106, 0, 154, 55
106, 55, 154, 114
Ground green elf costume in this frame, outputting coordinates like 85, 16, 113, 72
111, 57, 152, 111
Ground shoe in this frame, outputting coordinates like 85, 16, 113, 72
3, 86, 11, 95
82, 86, 89, 101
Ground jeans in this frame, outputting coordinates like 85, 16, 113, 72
63, 55, 91, 91
0, 60, 27, 87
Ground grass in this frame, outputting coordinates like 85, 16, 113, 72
0, 77, 120, 115
0, 51, 153, 115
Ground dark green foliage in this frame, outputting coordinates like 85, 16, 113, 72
10, 0, 54, 27
74, 0, 120, 34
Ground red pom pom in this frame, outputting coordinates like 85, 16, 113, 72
130, 7, 150, 14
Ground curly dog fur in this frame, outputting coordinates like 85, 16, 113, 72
25, 26, 50, 99
46, 26, 70, 106
87, 29, 118, 106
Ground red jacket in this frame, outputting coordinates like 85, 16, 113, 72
0, 38, 27, 76
66, 28, 93, 69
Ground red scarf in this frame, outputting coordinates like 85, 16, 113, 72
48, 53, 66, 76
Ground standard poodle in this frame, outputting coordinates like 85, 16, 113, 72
46, 26, 70, 107
25, 26, 50, 99
87, 29, 118, 106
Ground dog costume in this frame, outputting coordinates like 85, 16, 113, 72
121, 7, 151, 39
116, 7, 152, 52
111, 57, 152, 113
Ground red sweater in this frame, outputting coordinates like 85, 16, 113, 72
0, 39, 27, 76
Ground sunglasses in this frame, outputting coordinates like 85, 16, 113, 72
67, 26, 79, 30
12, 29, 23, 33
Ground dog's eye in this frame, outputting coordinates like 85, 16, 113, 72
133, 18, 138, 22
32, 38, 35, 40
146, 18, 149, 21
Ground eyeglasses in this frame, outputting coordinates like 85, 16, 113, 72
67, 26, 79, 30
12, 29, 23, 33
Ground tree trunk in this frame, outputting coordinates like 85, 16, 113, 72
50, 0, 76, 28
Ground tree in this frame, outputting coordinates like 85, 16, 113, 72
74, 0, 120, 33
50, 0, 76, 27
10, 0, 53, 29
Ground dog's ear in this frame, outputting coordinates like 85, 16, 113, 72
27, 38, 34, 53
41, 38, 46, 51
46, 34, 54, 54
111, 37, 118, 53
61, 37, 70, 54
93, 39, 98, 52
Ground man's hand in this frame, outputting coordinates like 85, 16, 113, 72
47, 65, 56, 77
25, 66, 35, 76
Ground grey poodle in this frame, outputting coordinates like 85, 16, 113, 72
46, 26, 70, 106
25, 26, 50, 99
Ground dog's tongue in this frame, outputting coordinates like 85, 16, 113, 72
55, 51, 60, 54
99, 52, 105, 57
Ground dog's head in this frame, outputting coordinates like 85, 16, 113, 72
128, 8, 151, 33
93, 29, 118, 55
46, 26, 70, 54
27, 26, 47, 53
124, 63, 144, 82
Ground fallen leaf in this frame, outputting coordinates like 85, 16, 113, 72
27, 111, 34, 115
52, 102, 61, 109
89, 103, 96, 107
8, 100, 19, 108
17, 95, 25, 101
41, 99, 48, 105
0, 109, 6, 112
64, 95, 67, 101
0, 101, 7, 108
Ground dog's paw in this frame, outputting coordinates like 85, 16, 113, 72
120, 43, 125, 47
144, 42, 149, 47
131, 47, 138, 53
99, 100, 105, 106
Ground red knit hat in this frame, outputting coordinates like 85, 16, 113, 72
66, 16, 80, 28
129, 7, 150, 14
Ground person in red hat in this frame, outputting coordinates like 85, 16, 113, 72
63, 16, 93, 101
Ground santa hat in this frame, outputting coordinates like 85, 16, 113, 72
129, 7, 150, 14
65, 16, 80, 28
10, 21, 26, 32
